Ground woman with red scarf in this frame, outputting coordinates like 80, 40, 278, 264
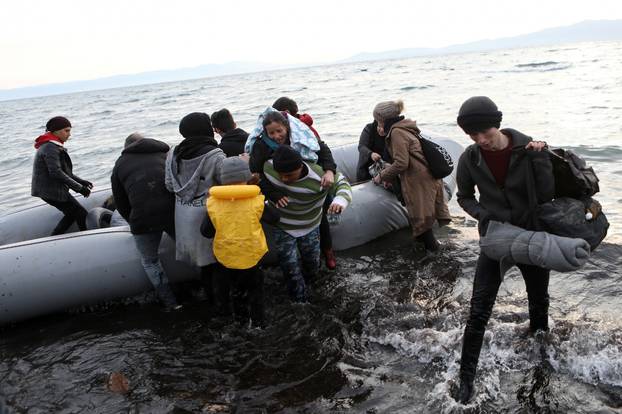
31, 116, 93, 235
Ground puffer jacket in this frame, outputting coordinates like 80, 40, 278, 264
31, 141, 86, 201
110, 138, 174, 234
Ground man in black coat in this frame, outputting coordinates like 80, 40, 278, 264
454, 97, 555, 404
211, 108, 249, 157
111, 133, 180, 310
31, 116, 93, 235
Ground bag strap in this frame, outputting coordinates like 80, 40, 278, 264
524, 151, 543, 230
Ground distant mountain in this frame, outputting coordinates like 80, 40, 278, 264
344, 19, 622, 63
0, 61, 295, 102
1, 19, 621, 101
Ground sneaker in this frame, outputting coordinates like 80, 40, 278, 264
323, 248, 337, 270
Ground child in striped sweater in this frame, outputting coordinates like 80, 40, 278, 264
264, 145, 352, 302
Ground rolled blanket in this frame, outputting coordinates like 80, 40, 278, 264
480, 221, 591, 276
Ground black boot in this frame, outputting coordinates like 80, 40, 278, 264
457, 375, 474, 404
416, 229, 440, 252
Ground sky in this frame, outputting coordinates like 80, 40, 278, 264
2, 0, 622, 90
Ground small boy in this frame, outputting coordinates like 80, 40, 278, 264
201, 156, 279, 327
263, 145, 352, 302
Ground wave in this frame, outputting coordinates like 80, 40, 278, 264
400, 85, 434, 91
506, 61, 572, 73
89, 110, 113, 117
156, 120, 177, 127
555, 145, 622, 162
516, 61, 561, 68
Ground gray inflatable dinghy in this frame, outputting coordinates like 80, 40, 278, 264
0, 139, 462, 324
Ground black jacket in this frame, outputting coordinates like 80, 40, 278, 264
31, 142, 86, 202
456, 128, 555, 234
110, 139, 175, 234
356, 121, 388, 181
218, 128, 248, 157
249, 137, 337, 202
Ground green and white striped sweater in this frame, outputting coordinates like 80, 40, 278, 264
263, 160, 352, 237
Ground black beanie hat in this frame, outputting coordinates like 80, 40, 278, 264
179, 112, 214, 138
456, 96, 503, 134
45, 116, 72, 132
272, 145, 303, 173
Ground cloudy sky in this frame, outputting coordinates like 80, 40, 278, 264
2, 0, 622, 89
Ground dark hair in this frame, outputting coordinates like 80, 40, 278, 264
210, 108, 235, 133
262, 111, 290, 130
272, 97, 298, 116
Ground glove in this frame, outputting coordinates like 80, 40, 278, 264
78, 185, 91, 198
79, 179, 93, 189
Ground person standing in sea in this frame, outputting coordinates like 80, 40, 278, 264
453, 96, 555, 404
165, 112, 226, 307
111, 132, 181, 310
271, 97, 340, 270
31, 116, 93, 235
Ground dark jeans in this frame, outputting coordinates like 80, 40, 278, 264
42, 195, 88, 235
459, 253, 550, 382
320, 195, 333, 251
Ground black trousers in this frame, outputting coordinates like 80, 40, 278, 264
320, 195, 333, 251
459, 253, 550, 381
208, 263, 265, 325
42, 195, 88, 235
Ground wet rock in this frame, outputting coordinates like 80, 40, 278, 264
201, 403, 231, 413
106, 371, 129, 394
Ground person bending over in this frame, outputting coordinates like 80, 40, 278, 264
263, 145, 351, 302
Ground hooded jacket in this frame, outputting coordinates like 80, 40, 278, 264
356, 121, 387, 181
31, 137, 86, 202
165, 143, 225, 266
456, 128, 555, 234
110, 138, 174, 234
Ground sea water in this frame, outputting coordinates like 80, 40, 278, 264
0, 41, 620, 413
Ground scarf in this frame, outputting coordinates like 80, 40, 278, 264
34, 132, 63, 149
174, 135, 219, 164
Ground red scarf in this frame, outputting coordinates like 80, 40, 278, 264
34, 131, 63, 149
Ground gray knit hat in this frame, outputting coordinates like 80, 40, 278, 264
456, 96, 503, 134
218, 157, 252, 185
373, 100, 404, 122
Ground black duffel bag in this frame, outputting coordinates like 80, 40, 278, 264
536, 197, 609, 251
